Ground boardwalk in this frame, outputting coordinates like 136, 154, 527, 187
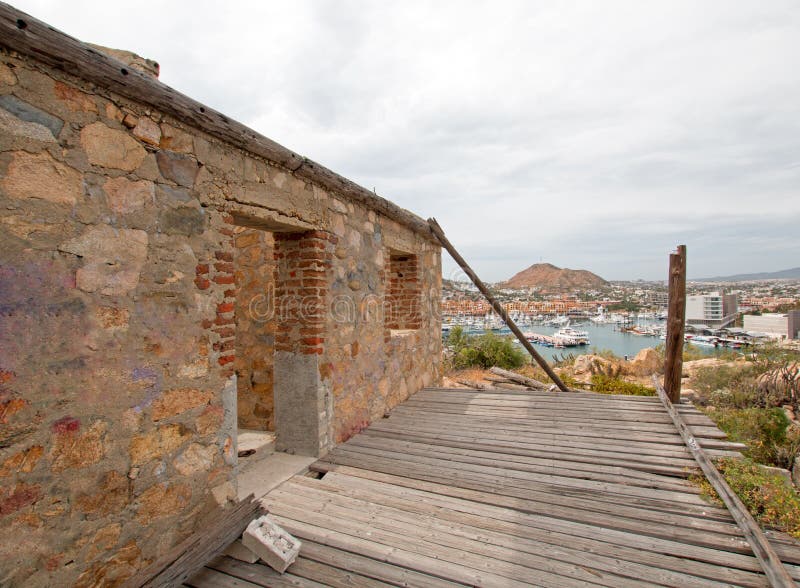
188, 387, 800, 587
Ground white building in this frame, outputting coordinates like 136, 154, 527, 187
743, 311, 800, 340
686, 291, 738, 329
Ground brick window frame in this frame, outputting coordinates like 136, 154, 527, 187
385, 251, 421, 332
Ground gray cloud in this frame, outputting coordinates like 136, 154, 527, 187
15, 0, 800, 281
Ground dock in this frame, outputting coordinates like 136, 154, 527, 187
187, 387, 800, 587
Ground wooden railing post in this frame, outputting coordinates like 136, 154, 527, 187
663, 245, 687, 403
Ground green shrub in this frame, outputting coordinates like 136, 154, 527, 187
590, 374, 655, 396
446, 326, 527, 370
692, 364, 756, 397
704, 407, 799, 468
692, 457, 800, 538
691, 364, 769, 408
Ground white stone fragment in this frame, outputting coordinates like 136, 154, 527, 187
241, 515, 301, 573
223, 539, 259, 564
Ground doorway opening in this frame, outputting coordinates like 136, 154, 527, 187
231, 217, 332, 468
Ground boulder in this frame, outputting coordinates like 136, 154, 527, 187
627, 347, 661, 377
573, 354, 622, 378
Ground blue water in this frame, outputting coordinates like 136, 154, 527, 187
453, 321, 720, 362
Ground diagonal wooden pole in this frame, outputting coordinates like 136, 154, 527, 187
428, 218, 569, 392
653, 376, 795, 587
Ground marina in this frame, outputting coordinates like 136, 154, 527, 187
443, 314, 746, 362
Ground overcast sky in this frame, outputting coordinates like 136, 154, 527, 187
13, 1, 800, 281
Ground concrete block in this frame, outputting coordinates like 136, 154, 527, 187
241, 515, 301, 573
223, 539, 259, 564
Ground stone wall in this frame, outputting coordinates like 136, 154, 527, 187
0, 43, 440, 586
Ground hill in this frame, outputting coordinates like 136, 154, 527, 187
500, 263, 607, 290
695, 267, 800, 282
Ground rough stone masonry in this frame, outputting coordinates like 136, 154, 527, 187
0, 7, 441, 586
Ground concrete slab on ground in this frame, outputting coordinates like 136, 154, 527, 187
236, 451, 315, 501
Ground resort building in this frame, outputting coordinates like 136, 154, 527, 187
743, 311, 800, 340
685, 291, 738, 329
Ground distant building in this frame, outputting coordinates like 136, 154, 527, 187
743, 311, 800, 340
686, 291, 738, 329
644, 290, 669, 307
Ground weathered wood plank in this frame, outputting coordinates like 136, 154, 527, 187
394, 401, 726, 434
276, 479, 768, 587
421, 386, 660, 402
311, 470, 743, 541
129, 495, 265, 588
319, 450, 716, 510
361, 427, 700, 476
348, 433, 696, 480
268, 516, 553, 588
311, 461, 734, 523
208, 555, 395, 588
293, 473, 739, 550
185, 566, 263, 588
187, 561, 327, 588
654, 377, 796, 587
361, 427, 698, 475
385, 408, 724, 442
369, 418, 703, 456
308, 467, 800, 577
267, 498, 642, 588
269, 487, 768, 578
326, 443, 703, 499
337, 439, 696, 492
299, 540, 468, 588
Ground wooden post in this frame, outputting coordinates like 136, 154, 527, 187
427, 218, 570, 392
663, 245, 687, 403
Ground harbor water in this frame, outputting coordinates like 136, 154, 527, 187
451, 321, 722, 362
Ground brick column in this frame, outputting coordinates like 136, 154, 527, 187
196, 215, 237, 376
272, 230, 336, 456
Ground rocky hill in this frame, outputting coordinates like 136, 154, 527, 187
500, 263, 607, 290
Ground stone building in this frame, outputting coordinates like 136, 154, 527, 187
0, 6, 441, 586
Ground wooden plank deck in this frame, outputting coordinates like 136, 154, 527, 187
187, 387, 800, 587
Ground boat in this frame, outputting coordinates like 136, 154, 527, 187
546, 315, 569, 326
554, 326, 590, 345
685, 335, 719, 348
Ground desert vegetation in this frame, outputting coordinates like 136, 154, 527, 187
444, 326, 527, 371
